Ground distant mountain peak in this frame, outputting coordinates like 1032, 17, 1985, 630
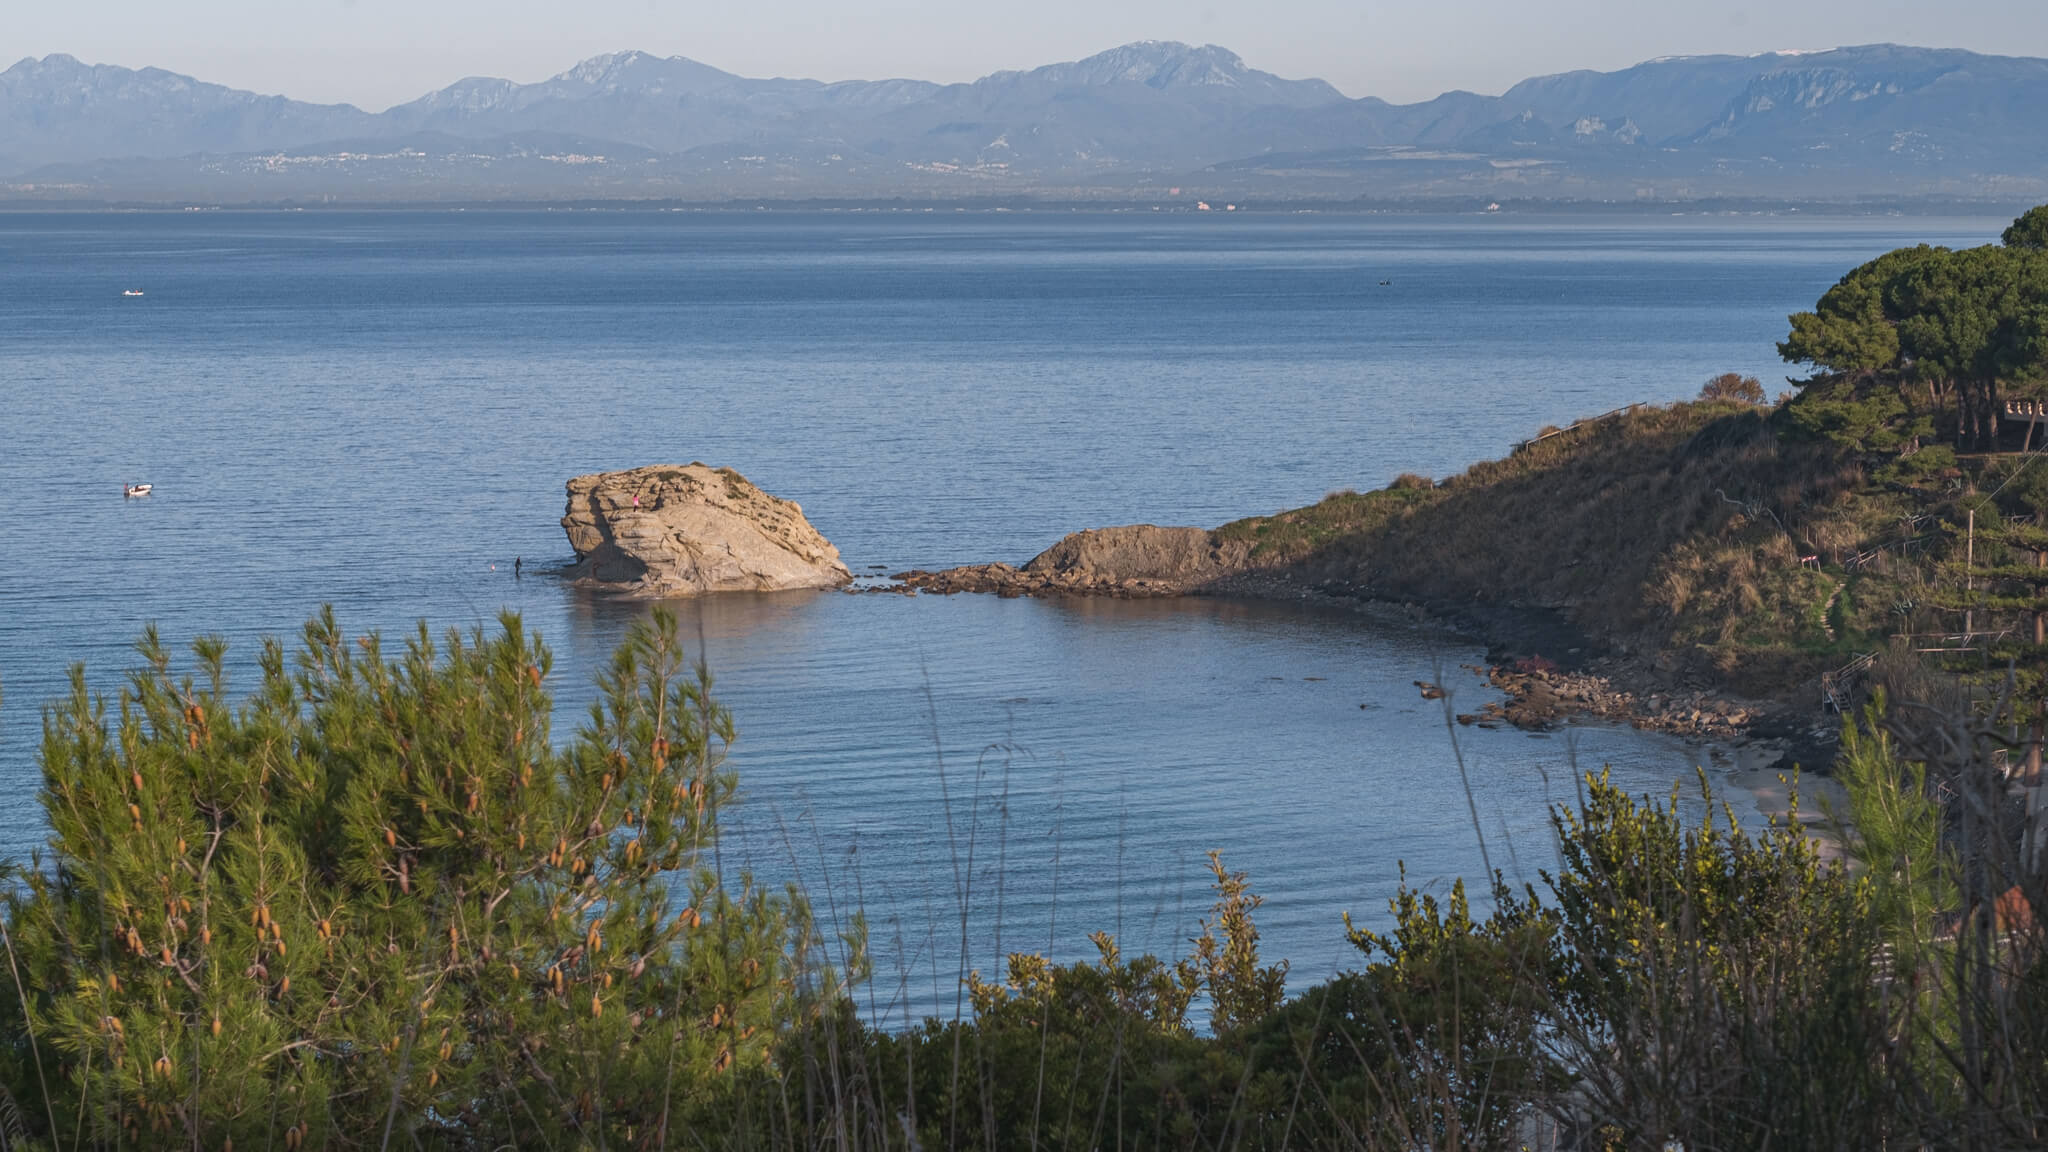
8, 53, 87, 74
0, 53, 352, 107
1020, 41, 1252, 88
1087, 40, 1246, 71
977, 40, 1344, 107
556, 50, 662, 85
5, 53, 141, 87
551, 50, 735, 87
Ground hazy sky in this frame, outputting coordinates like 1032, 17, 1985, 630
11, 0, 2048, 110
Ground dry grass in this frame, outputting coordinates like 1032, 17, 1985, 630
1219, 401, 1922, 693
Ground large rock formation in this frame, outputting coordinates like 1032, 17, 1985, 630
896, 525, 1254, 597
1023, 525, 1252, 585
560, 465, 851, 596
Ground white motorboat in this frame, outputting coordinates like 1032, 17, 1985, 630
124, 483, 153, 497
122, 289, 145, 297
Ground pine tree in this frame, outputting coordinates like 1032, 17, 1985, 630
1779, 204, 2048, 454
0, 607, 833, 1148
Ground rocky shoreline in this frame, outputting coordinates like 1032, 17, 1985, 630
865, 531, 1837, 771
1439, 661, 1765, 741
891, 562, 1189, 598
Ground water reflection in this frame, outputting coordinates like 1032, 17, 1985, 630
547, 583, 1710, 1026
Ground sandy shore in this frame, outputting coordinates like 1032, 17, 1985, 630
1723, 742, 1851, 861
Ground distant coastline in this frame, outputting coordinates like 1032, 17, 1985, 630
0, 195, 2032, 217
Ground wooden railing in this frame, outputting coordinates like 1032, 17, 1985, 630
1809, 514, 1940, 573
1843, 533, 1937, 571
1821, 651, 1877, 713
1890, 628, 2019, 654
1514, 403, 1642, 452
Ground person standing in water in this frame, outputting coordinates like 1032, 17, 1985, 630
514, 557, 522, 579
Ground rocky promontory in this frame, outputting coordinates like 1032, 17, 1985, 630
561, 465, 850, 597
897, 525, 1252, 597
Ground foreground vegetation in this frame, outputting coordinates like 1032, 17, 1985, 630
0, 608, 2041, 1150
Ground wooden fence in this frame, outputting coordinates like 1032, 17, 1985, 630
1822, 652, 1878, 714
1513, 403, 1642, 452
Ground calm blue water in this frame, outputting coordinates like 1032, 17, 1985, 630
0, 211, 2005, 1023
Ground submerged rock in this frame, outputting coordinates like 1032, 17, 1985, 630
560, 464, 850, 597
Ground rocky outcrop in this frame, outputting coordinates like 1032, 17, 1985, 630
895, 525, 1254, 597
887, 518, 1797, 744
561, 465, 850, 597
1424, 659, 1769, 741
1024, 525, 1253, 584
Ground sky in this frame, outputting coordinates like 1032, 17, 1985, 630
10, 0, 2048, 110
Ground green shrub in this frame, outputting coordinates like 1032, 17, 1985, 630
0, 608, 826, 1148
1541, 772, 1899, 1150
1698, 373, 1766, 404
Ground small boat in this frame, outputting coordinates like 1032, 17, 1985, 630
124, 483, 153, 497
122, 290, 145, 297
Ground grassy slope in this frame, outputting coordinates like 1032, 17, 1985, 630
1219, 400, 1933, 696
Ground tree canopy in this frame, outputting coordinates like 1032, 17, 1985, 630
1779, 206, 2048, 454
2006, 205, 2048, 251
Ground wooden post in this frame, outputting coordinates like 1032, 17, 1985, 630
2029, 773, 2045, 870
1965, 507, 1975, 637
2034, 527, 2047, 866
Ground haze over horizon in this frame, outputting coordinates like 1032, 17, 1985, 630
12, 0, 2048, 111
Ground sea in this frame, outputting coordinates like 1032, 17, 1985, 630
0, 209, 2008, 1024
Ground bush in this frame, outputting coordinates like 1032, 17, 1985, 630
1877, 443, 1958, 486
1541, 772, 1899, 1149
0, 608, 829, 1147
781, 772, 1918, 1152
858, 853, 1289, 1151
1699, 372, 1767, 405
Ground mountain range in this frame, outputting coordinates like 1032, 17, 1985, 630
4, 40, 2046, 203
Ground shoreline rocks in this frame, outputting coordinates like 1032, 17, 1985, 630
560, 464, 850, 597
895, 524, 1253, 598
1454, 659, 1767, 741
890, 524, 1824, 760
